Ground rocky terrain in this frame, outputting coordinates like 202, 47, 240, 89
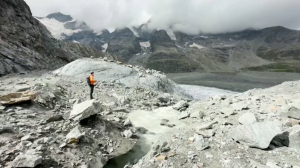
1, 1, 300, 167
0, 57, 300, 168
132, 80, 300, 168
0, 57, 192, 168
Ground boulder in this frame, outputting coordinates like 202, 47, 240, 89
157, 94, 170, 103
69, 100, 101, 121
287, 107, 300, 120
230, 121, 285, 149
10, 153, 42, 167
124, 118, 132, 126
123, 130, 133, 138
160, 119, 169, 126
34, 83, 68, 109
0, 105, 5, 112
0, 125, 14, 134
178, 111, 190, 120
172, 100, 189, 111
66, 126, 84, 143
188, 102, 206, 119
196, 121, 217, 131
287, 125, 300, 151
0, 91, 36, 105
46, 114, 64, 123
238, 112, 257, 125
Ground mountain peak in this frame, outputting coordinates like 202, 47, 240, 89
46, 12, 73, 22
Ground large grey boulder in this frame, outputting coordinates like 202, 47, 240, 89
69, 100, 101, 121
238, 112, 257, 125
66, 126, 84, 142
0, 125, 13, 134
10, 153, 42, 167
230, 121, 284, 149
287, 125, 300, 151
123, 130, 133, 138
173, 100, 189, 111
287, 107, 300, 120
34, 83, 68, 109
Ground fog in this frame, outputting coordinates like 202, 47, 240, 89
25, 0, 300, 34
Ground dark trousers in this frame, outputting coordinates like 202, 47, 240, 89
90, 85, 95, 99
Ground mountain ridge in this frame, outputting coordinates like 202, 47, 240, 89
35, 12, 300, 73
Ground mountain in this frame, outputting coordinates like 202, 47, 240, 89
37, 12, 300, 73
0, 0, 106, 76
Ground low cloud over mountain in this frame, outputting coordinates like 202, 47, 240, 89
25, 0, 300, 34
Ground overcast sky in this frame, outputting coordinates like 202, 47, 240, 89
24, 0, 300, 34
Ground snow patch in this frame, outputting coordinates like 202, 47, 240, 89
94, 30, 102, 36
37, 18, 81, 39
102, 43, 108, 52
175, 44, 184, 48
73, 40, 80, 44
139, 41, 150, 48
200, 35, 209, 39
166, 29, 176, 41
189, 43, 205, 49
129, 27, 140, 37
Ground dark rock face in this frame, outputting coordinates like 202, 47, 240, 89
134, 24, 152, 41
46, 12, 73, 22
64, 30, 108, 51
0, 0, 104, 76
146, 30, 198, 73
107, 28, 141, 62
150, 30, 175, 52
64, 21, 90, 30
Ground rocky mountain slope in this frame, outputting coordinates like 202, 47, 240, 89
0, 0, 106, 77
37, 12, 300, 73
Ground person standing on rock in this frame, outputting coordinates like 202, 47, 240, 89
88, 72, 97, 99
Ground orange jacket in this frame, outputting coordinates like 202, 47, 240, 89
89, 75, 96, 85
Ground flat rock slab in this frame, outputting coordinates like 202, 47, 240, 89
0, 125, 14, 134
288, 125, 300, 151
66, 126, 84, 141
196, 121, 217, 130
238, 112, 257, 125
0, 91, 36, 105
46, 114, 64, 123
230, 121, 283, 149
178, 111, 190, 120
10, 154, 42, 167
69, 100, 101, 121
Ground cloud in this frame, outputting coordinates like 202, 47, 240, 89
24, 0, 300, 34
